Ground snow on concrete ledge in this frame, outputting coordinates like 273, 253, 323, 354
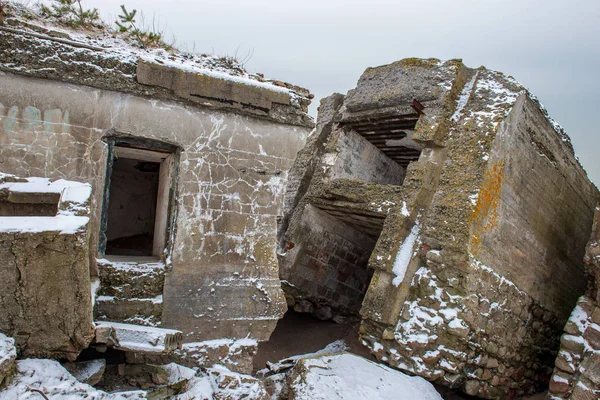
290, 352, 442, 400
0, 174, 92, 234
95, 321, 183, 353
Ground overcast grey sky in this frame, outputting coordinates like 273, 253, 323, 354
85, 0, 599, 184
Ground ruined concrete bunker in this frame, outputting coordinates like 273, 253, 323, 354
277, 59, 599, 398
0, 7, 599, 399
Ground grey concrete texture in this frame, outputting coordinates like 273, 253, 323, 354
0, 21, 313, 128
0, 71, 311, 342
547, 206, 600, 399
137, 59, 291, 115
0, 228, 94, 360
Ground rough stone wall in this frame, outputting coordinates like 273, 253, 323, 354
547, 206, 600, 400
0, 71, 311, 343
284, 205, 376, 316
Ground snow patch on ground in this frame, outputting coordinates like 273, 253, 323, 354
291, 353, 442, 400
0, 359, 145, 399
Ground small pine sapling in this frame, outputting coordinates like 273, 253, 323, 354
116, 5, 165, 49
40, 0, 99, 28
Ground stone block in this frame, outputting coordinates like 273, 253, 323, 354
136, 59, 290, 115
464, 380, 481, 396
548, 370, 572, 394
555, 351, 577, 374
95, 321, 183, 353
570, 381, 598, 400
63, 359, 106, 386
581, 353, 600, 386
583, 324, 600, 350
0, 229, 94, 360
561, 334, 586, 355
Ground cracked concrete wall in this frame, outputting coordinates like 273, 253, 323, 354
0, 71, 311, 342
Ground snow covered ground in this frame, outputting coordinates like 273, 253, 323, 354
290, 352, 443, 400
0, 359, 146, 399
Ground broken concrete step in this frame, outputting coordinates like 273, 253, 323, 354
95, 321, 183, 353
95, 295, 163, 327
97, 258, 165, 299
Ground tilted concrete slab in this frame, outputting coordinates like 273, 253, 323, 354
95, 321, 183, 353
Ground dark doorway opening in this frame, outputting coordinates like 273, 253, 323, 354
105, 158, 160, 256
99, 137, 178, 259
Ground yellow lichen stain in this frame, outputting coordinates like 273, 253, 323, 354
470, 161, 505, 255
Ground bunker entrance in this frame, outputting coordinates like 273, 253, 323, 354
99, 140, 177, 259
105, 157, 160, 256
278, 111, 422, 325
284, 205, 384, 321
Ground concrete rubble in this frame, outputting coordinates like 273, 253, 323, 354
0, 334, 16, 390
94, 321, 184, 353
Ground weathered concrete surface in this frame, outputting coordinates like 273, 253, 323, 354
0, 7, 313, 127
95, 321, 183, 353
0, 70, 310, 342
547, 206, 600, 400
95, 257, 166, 327
279, 59, 599, 398
63, 359, 106, 386
125, 338, 258, 375
137, 59, 291, 115
0, 175, 94, 360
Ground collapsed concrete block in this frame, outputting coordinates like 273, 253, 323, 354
279, 58, 599, 398
95, 321, 183, 353
125, 338, 258, 375
0, 174, 94, 360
